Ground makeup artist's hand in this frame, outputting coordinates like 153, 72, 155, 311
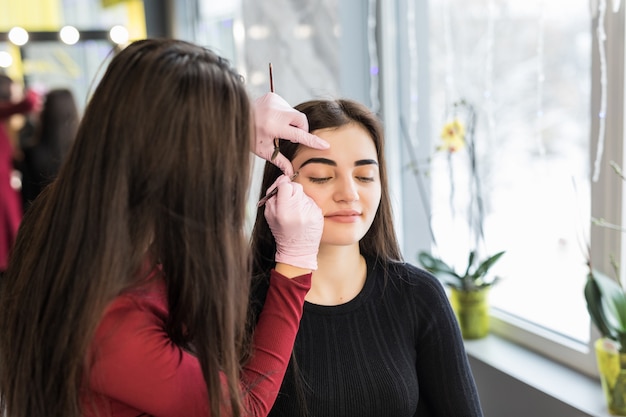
253, 92, 329, 176
264, 174, 323, 270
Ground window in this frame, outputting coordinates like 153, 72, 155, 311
384, 0, 625, 376
20, 40, 114, 112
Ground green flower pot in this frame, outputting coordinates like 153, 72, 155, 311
450, 287, 490, 339
595, 338, 626, 415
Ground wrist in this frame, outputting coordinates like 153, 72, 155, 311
275, 262, 313, 278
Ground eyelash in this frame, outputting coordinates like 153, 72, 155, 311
308, 176, 375, 184
309, 177, 331, 184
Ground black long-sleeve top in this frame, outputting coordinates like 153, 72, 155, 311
254, 256, 484, 417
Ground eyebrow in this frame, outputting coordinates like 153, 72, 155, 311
299, 157, 379, 169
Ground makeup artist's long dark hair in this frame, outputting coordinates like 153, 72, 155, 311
0, 39, 252, 417
248, 98, 402, 416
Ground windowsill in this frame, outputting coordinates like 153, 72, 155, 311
464, 334, 611, 417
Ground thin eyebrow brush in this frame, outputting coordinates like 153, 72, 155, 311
269, 63, 280, 160
256, 63, 299, 207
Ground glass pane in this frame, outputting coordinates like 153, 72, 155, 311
426, 0, 591, 342
21, 40, 114, 112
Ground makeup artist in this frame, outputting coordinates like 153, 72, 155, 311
0, 38, 327, 417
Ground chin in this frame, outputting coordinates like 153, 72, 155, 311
321, 233, 366, 247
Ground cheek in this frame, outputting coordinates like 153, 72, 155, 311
300, 183, 326, 207
365, 184, 382, 209
363, 190, 382, 229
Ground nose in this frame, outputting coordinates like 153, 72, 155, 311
333, 176, 359, 202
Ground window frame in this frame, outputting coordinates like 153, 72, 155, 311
380, 0, 626, 378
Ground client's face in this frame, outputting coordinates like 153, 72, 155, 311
291, 123, 381, 248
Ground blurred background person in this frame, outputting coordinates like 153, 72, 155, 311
0, 73, 40, 275
20, 88, 79, 212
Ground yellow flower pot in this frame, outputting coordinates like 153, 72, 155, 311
450, 287, 490, 340
595, 338, 626, 415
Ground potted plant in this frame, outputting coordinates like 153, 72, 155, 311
584, 161, 626, 415
418, 250, 505, 292
419, 250, 504, 339
585, 264, 626, 415
408, 99, 505, 339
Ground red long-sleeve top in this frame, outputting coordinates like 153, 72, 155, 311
85, 269, 311, 417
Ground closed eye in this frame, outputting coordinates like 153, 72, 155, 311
309, 177, 332, 184
356, 176, 375, 183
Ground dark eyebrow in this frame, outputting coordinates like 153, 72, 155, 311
299, 158, 336, 168
298, 158, 379, 169
355, 159, 379, 167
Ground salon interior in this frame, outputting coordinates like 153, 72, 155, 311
1, 0, 624, 415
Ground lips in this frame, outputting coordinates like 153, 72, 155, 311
325, 210, 361, 223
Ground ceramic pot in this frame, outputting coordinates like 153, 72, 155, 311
450, 287, 490, 339
595, 338, 626, 415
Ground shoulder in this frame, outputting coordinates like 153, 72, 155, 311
109, 265, 167, 311
368, 259, 460, 334
379, 258, 444, 289
96, 279, 168, 341
369, 257, 449, 305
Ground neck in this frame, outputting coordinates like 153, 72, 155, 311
306, 244, 366, 306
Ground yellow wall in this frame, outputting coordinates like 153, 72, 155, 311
0, 0, 146, 82
123, 0, 147, 41
0, 0, 62, 31
0, 0, 146, 33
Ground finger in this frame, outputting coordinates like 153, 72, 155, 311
280, 126, 330, 150
276, 180, 303, 201
266, 174, 290, 195
283, 109, 309, 131
289, 181, 304, 195
274, 181, 297, 209
271, 154, 294, 177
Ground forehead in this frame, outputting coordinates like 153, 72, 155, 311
293, 123, 378, 165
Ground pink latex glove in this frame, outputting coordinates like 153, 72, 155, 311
263, 175, 323, 270
253, 92, 329, 176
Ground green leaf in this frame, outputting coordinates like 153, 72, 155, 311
464, 251, 477, 277
477, 274, 500, 287
590, 270, 626, 336
585, 272, 616, 339
417, 252, 460, 279
471, 251, 506, 279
